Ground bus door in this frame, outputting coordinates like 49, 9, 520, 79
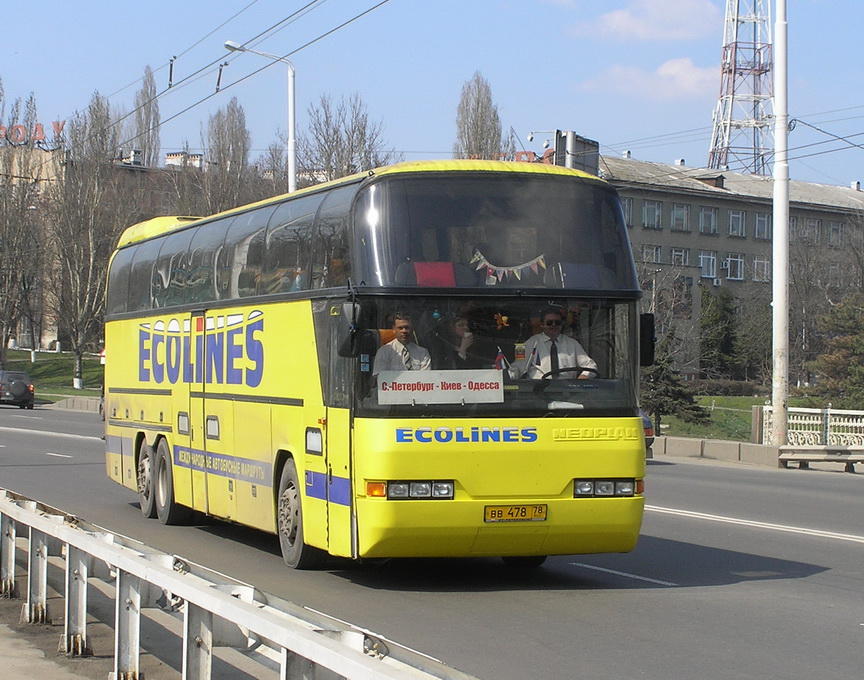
324, 406, 353, 557
322, 306, 356, 558
188, 311, 209, 514
200, 311, 238, 521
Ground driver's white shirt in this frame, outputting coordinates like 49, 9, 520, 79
509, 332, 597, 379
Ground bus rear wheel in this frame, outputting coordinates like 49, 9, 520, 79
154, 438, 190, 525
277, 459, 324, 569
137, 441, 157, 518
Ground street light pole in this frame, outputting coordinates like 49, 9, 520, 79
224, 40, 296, 192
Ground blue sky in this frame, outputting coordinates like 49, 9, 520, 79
1, 0, 861, 187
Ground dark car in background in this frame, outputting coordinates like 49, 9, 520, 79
640, 408, 654, 450
0, 370, 35, 409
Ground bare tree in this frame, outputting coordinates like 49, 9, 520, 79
453, 72, 514, 160
201, 96, 253, 213
133, 65, 161, 167
43, 92, 145, 386
0, 86, 46, 366
297, 93, 400, 185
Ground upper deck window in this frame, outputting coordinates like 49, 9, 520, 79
352, 173, 638, 293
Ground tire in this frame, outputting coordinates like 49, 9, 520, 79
10, 380, 27, 399
137, 441, 157, 518
277, 459, 325, 569
154, 438, 190, 525
501, 555, 547, 568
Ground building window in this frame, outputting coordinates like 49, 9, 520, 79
798, 217, 821, 244
699, 250, 717, 278
754, 212, 771, 240
670, 247, 689, 266
753, 255, 770, 282
828, 221, 845, 247
725, 253, 744, 280
728, 210, 746, 238
671, 204, 691, 231
641, 244, 662, 263
642, 200, 662, 230
699, 206, 719, 235
621, 197, 634, 228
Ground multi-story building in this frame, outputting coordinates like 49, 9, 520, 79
598, 155, 864, 378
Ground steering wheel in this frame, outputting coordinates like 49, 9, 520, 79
539, 366, 595, 380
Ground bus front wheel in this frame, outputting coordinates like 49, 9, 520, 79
154, 438, 190, 525
137, 441, 157, 518
277, 459, 324, 569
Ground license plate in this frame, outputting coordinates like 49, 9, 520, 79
484, 504, 547, 522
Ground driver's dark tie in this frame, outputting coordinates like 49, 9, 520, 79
550, 339, 559, 373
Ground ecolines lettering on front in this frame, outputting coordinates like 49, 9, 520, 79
138, 311, 264, 387
396, 426, 538, 444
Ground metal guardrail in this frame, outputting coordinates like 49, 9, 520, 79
0, 488, 480, 680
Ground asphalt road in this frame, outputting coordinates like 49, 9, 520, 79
1, 404, 862, 680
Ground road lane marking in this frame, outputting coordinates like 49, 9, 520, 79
570, 562, 678, 587
0, 426, 102, 442
646, 505, 864, 545
46, 452, 74, 459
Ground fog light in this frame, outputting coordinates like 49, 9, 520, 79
409, 482, 432, 498
388, 483, 410, 498
595, 481, 615, 496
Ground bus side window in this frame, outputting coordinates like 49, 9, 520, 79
187, 217, 233, 304
219, 206, 275, 299
157, 229, 196, 308
265, 194, 322, 294
128, 238, 162, 312
312, 184, 356, 289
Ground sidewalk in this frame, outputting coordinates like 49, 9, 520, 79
0, 623, 100, 680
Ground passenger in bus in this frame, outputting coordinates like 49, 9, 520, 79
372, 312, 432, 377
509, 307, 597, 379
431, 314, 484, 369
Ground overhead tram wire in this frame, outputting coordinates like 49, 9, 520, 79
137, 0, 394, 146
18, 0, 379, 182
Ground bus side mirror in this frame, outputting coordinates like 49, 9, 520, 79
337, 302, 364, 357
640, 313, 655, 367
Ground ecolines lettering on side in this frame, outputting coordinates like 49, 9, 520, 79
138, 311, 264, 387
396, 426, 538, 444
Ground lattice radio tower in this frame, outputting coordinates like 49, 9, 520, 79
707, 0, 774, 175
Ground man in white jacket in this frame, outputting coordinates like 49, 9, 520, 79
510, 307, 597, 379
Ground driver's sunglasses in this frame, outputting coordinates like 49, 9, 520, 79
543, 320, 563, 327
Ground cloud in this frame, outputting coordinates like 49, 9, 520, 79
574, 0, 722, 41
580, 57, 717, 99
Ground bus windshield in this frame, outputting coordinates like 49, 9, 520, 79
351, 296, 638, 418
352, 172, 638, 292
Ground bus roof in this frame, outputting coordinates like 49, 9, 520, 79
115, 160, 608, 249
116, 216, 202, 248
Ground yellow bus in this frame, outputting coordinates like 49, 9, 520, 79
104, 160, 654, 569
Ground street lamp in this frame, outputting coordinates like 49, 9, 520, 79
224, 40, 296, 192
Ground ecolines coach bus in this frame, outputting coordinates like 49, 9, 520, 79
104, 160, 654, 569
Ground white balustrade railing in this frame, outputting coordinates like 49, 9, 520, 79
761, 405, 864, 447
0, 488, 480, 680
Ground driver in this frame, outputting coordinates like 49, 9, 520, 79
510, 307, 597, 379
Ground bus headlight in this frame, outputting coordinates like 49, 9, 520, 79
375, 481, 455, 500
573, 479, 639, 497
